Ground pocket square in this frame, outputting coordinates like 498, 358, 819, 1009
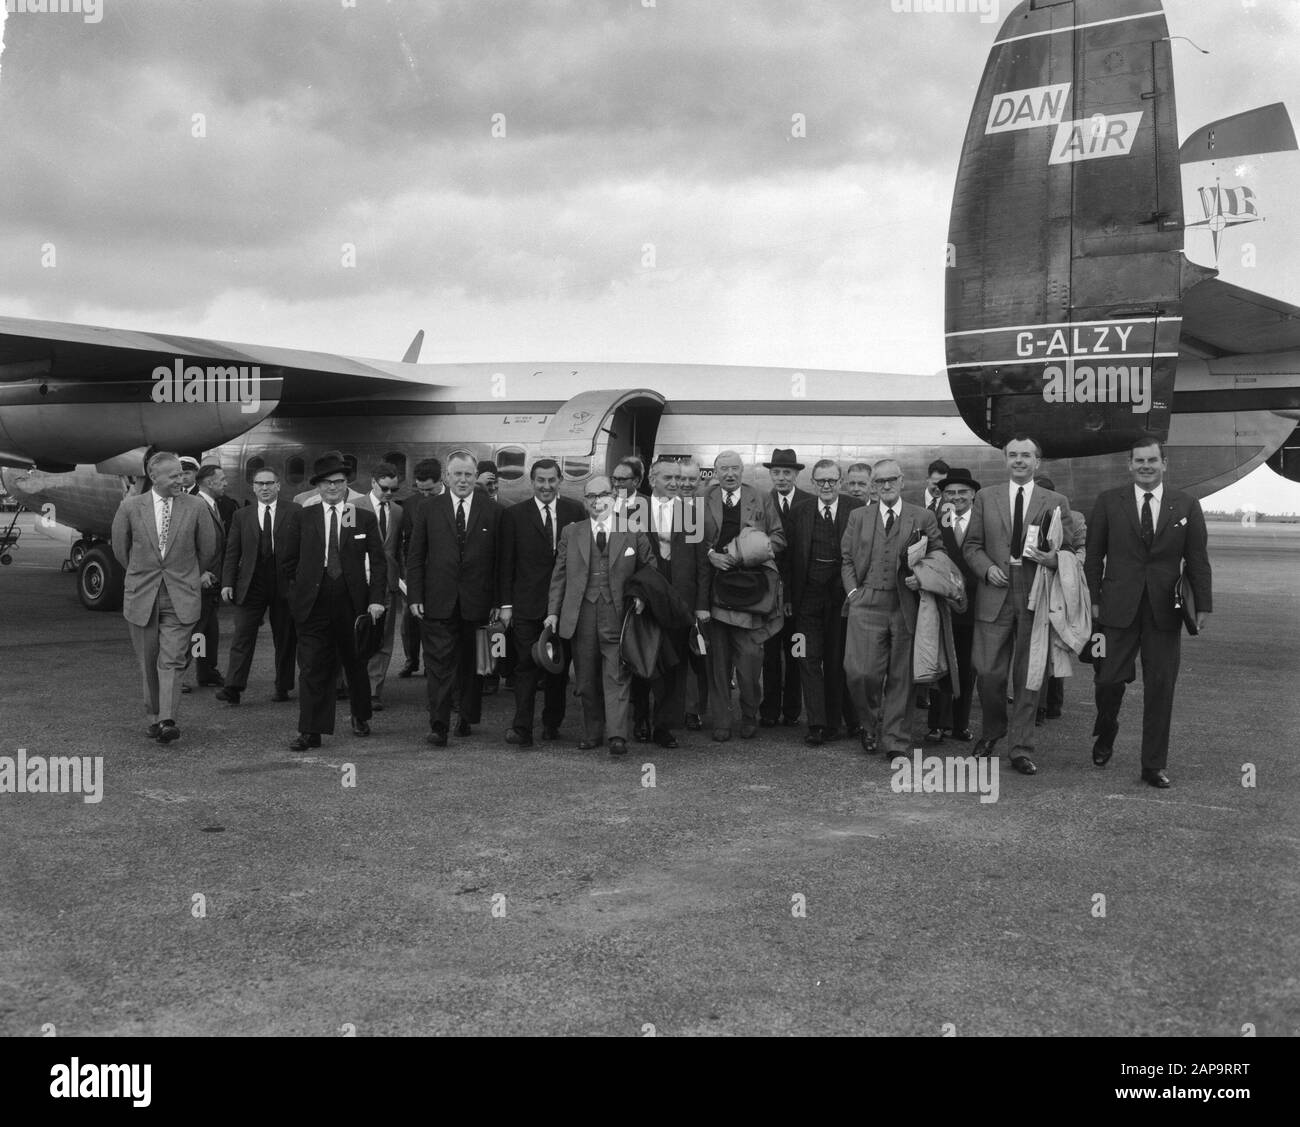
623, 546, 635, 556
353, 533, 366, 539
1176, 517, 1187, 527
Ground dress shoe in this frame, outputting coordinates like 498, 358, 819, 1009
1011, 755, 1037, 775
146, 722, 163, 740
1035, 708, 1046, 727
712, 729, 732, 742
1092, 739, 1114, 767
397, 663, 418, 679
351, 715, 370, 737
505, 727, 534, 747
426, 729, 448, 747
454, 719, 472, 737
804, 727, 825, 747
370, 698, 384, 712
924, 727, 944, 744
290, 732, 321, 751
541, 725, 560, 741
1141, 768, 1171, 789
272, 689, 291, 702
578, 738, 603, 751
949, 728, 973, 742
684, 713, 703, 731
759, 717, 777, 729
652, 728, 678, 749
215, 686, 241, 705
860, 732, 878, 755
198, 673, 225, 688
740, 722, 758, 739
157, 720, 180, 743
633, 721, 652, 742
609, 738, 628, 756
822, 727, 842, 742
973, 737, 999, 758
781, 716, 799, 727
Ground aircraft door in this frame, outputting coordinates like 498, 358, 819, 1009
540, 389, 665, 480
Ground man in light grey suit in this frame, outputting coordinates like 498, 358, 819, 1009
840, 458, 944, 758
545, 475, 655, 755
963, 435, 1085, 775
111, 451, 220, 742
354, 460, 406, 711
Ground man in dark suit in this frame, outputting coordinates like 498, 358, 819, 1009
111, 451, 220, 743
408, 451, 503, 746
789, 460, 862, 746
499, 458, 584, 746
545, 475, 655, 755
841, 459, 944, 758
396, 458, 443, 678
631, 457, 711, 747
280, 453, 387, 749
192, 463, 238, 689
354, 461, 406, 711
703, 450, 786, 741
761, 448, 812, 727
963, 436, 1085, 776
677, 457, 710, 730
922, 459, 950, 514
216, 467, 300, 704
924, 468, 980, 743
1086, 437, 1211, 788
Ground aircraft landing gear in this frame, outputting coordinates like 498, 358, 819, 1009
68, 537, 90, 571
78, 544, 124, 612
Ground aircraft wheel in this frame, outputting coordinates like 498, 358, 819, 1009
0, 553, 11, 565
69, 539, 90, 569
78, 545, 124, 612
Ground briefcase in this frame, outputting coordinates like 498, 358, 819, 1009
1173, 569, 1199, 636
475, 624, 502, 675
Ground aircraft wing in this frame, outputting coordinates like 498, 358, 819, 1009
1179, 278, 1300, 359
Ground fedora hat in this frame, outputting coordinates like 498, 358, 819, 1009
532, 622, 565, 674
310, 451, 350, 484
762, 448, 804, 470
936, 467, 981, 493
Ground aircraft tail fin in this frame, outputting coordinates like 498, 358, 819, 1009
402, 330, 425, 364
945, 0, 1206, 457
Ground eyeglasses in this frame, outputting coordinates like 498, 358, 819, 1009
252, 480, 278, 487
813, 477, 840, 487
321, 478, 348, 486
376, 485, 399, 493
875, 476, 901, 486
584, 491, 613, 500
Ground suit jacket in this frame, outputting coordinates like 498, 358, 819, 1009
702, 482, 786, 556
645, 496, 711, 614
406, 492, 503, 621
111, 491, 220, 627
355, 492, 407, 596
839, 501, 943, 636
499, 495, 585, 620
548, 520, 656, 639
1085, 484, 1212, 631
222, 500, 302, 603
939, 513, 979, 625
771, 486, 814, 590
963, 483, 1085, 622
281, 502, 387, 625
789, 494, 864, 607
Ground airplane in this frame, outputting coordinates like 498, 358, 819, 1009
2, 0, 1299, 614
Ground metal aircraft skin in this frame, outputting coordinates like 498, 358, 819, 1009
2, 0, 1299, 610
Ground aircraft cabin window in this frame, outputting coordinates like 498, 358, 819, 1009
244, 456, 266, 486
562, 456, 591, 481
495, 446, 526, 481
285, 456, 306, 486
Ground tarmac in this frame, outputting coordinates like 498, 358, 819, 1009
0, 513, 1296, 1036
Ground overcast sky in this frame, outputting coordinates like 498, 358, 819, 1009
1, 0, 1298, 510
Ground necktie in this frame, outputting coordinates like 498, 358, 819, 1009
327, 506, 342, 578
781, 496, 789, 517
725, 492, 736, 511
379, 500, 388, 541
1141, 492, 1154, 547
596, 528, 607, 554
543, 504, 554, 553
823, 505, 833, 525
929, 495, 939, 513
956, 515, 966, 545
158, 498, 172, 555
260, 504, 273, 558
885, 508, 895, 535
1012, 486, 1024, 558
456, 501, 466, 548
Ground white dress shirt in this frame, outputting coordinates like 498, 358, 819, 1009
259, 502, 277, 550
1134, 481, 1163, 528
152, 490, 173, 549
878, 498, 902, 528
321, 502, 344, 568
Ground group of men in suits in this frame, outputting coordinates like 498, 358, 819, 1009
113, 434, 1212, 788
